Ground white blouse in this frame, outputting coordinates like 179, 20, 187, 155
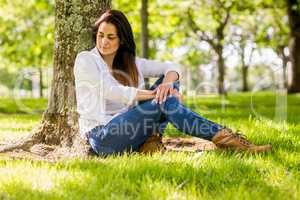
74, 47, 181, 139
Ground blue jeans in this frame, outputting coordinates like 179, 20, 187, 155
88, 76, 223, 156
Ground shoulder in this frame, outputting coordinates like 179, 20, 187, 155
75, 50, 94, 62
74, 50, 100, 73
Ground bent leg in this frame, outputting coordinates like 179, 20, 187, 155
88, 100, 163, 156
147, 75, 180, 134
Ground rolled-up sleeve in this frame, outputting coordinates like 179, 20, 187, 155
100, 70, 138, 105
136, 57, 181, 79
74, 52, 138, 107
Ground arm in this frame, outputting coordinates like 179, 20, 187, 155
74, 52, 138, 106
136, 57, 181, 79
136, 58, 181, 104
134, 89, 156, 101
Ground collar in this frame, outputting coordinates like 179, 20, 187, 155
90, 47, 109, 70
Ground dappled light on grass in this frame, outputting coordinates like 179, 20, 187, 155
0, 114, 41, 141
0, 93, 299, 199
0, 151, 299, 199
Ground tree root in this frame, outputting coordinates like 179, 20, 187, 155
0, 136, 91, 161
0, 112, 91, 160
0, 110, 216, 160
0, 135, 35, 153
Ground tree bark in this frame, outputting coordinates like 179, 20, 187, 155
0, 0, 111, 158
141, 0, 150, 89
39, 67, 43, 98
242, 65, 249, 92
277, 46, 289, 89
282, 56, 288, 89
241, 45, 249, 92
287, 0, 300, 93
216, 45, 226, 94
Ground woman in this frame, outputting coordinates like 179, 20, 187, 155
74, 10, 271, 156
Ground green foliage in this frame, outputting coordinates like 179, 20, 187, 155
0, 0, 293, 94
0, 0, 54, 68
253, 4, 289, 50
0, 66, 17, 90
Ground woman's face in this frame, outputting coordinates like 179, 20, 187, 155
96, 22, 120, 57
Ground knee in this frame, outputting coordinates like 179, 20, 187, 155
166, 95, 178, 102
163, 96, 180, 108
159, 96, 180, 114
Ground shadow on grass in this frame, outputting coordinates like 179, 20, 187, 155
2, 153, 294, 200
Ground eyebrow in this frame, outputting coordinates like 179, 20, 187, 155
98, 32, 117, 36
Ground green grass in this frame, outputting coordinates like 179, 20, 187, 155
0, 93, 299, 200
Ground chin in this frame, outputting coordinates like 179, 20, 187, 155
101, 51, 116, 56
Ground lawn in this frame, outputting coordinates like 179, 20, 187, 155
0, 93, 299, 200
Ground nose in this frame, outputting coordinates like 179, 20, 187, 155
102, 37, 109, 46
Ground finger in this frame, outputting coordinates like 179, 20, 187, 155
159, 87, 166, 104
160, 87, 169, 103
163, 87, 172, 102
150, 89, 156, 95
169, 88, 175, 95
172, 88, 179, 96
155, 88, 161, 103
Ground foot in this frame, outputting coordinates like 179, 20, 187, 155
138, 133, 166, 154
212, 128, 272, 153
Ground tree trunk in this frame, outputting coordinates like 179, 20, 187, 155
277, 46, 289, 89
287, 0, 300, 93
242, 65, 249, 92
282, 56, 288, 89
39, 67, 43, 98
241, 46, 249, 92
141, 0, 150, 89
0, 0, 111, 158
216, 45, 226, 94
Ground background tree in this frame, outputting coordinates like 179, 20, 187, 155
253, 3, 290, 89
0, 0, 111, 157
187, 0, 235, 94
0, 0, 54, 97
269, 6, 290, 89
230, 13, 258, 92
140, 0, 150, 88
287, 0, 300, 93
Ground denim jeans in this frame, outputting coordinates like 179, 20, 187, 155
88, 76, 223, 156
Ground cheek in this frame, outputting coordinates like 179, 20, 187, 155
96, 38, 102, 47
112, 41, 120, 49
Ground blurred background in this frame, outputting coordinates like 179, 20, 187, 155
0, 0, 298, 98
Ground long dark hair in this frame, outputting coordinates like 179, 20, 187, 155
92, 9, 139, 87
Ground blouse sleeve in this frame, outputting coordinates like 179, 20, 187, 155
74, 52, 138, 106
136, 57, 181, 79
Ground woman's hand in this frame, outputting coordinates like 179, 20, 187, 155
154, 71, 179, 104
154, 82, 173, 104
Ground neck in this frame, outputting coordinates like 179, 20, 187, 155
102, 54, 115, 69
96, 47, 116, 69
